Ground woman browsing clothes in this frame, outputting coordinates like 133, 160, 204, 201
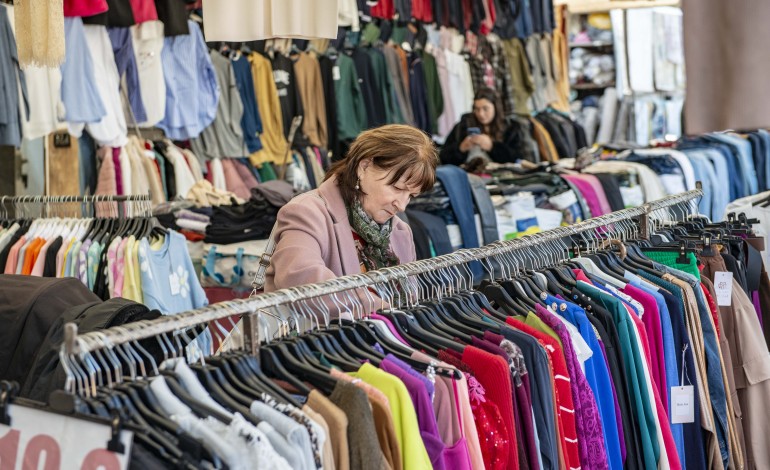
265, 124, 439, 299
439, 87, 521, 166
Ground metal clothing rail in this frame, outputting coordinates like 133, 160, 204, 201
0, 194, 152, 219
0, 194, 152, 204
63, 186, 703, 356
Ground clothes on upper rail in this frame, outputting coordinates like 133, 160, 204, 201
551, 129, 770, 222
1, 0, 569, 155
0, 214, 207, 315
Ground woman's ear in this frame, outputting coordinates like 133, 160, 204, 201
358, 158, 372, 173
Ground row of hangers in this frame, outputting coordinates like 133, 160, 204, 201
0, 195, 167, 240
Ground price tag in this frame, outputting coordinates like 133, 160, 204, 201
714, 271, 733, 306
0, 404, 132, 469
332, 66, 341, 81
169, 272, 181, 296
670, 385, 695, 424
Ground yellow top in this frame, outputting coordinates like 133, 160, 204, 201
122, 236, 143, 302
350, 363, 432, 470
248, 52, 288, 167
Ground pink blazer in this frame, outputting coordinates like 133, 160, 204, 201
265, 176, 416, 292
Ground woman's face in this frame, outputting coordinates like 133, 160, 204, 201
358, 160, 421, 224
472, 98, 496, 126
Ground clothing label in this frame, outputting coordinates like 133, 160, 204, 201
671, 386, 695, 424
332, 66, 341, 81
169, 272, 181, 296
714, 271, 733, 306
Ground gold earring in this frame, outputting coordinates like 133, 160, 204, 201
355, 177, 360, 190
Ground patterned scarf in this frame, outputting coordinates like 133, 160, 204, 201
347, 199, 400, 272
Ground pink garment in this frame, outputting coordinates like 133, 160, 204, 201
4, 236, 26, 274
623, 283, 668, 408
232, 160, 260, 192
63, 0, 108, 17
113, 237, 129, 298
563, 174, 613, 217
106, 238, 121, 298
30, 238, 55, 276
412, 351, 485, 470
370, 313, 409, 345
628, 306, 682, 470
129, 0, 158, 23
221, 159, 251, 200
95, 147, 117, 218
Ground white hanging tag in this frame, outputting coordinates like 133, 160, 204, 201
714, 271, 733, 306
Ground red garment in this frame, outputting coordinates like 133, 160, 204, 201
180, 230, 205, 242
439, 350, 510, 470
461, 0, 473, 33
412, 0, 433, 22
506, 318, 582, 470
700, 282, 721, 338
462, 346, 520, 470
63, 0, 108, 17
479, 0, 496, 34
129, 0, 158, 23
370, 0, 395, 18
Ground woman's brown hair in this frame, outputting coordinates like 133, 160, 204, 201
468, 87, 506, 141
325, 124, 439, 206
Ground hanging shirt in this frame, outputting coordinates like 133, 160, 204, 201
137, 230, 207, 315
381, 355, 446, 470
107, 26, 147, 124
546, 294, 624, 470
74, 24, 128, 147
60, 17, 107, 126
350, 363, 433, 470
157, 20, 219, 140
231, 53, 263, 154
190, 50, 248, 159
130, 20, 165, 127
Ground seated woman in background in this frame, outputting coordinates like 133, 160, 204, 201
439, 87, 520, 166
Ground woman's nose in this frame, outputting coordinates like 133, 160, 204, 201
394, 196, 408, 213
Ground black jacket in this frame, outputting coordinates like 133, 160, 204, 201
440, 113, 525, 166
21, 297, 161, 401
0, 275, 99, 386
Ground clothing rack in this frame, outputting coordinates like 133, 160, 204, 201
62, 185, 703, 360
0, 194, 152, 219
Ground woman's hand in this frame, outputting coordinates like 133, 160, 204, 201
474, 134, 493, 151
459, 135, 475, 153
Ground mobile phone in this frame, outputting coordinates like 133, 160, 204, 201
467, 127, 481, 136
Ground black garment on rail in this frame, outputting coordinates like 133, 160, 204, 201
272, 52, 305, 140
0, 276, 100, 386
22, 297, 162, 401
592, 173, 626, 212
